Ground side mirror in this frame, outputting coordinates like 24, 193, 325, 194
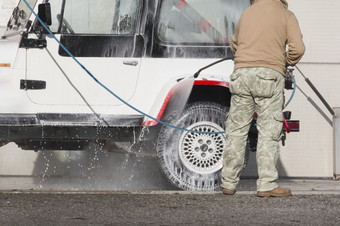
38, 3, 51, 26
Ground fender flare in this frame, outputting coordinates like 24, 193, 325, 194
143, 79, 230, 126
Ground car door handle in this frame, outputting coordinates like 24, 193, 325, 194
123, 60, 138, 66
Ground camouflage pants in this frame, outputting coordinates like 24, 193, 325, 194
221, 67, 284, 192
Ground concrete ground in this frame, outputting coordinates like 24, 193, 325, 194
1, 176, 340, 194
1, 183, 340, 226
1, 156, 340, 226
1, 177, 340, 225
1, 145, 340, 225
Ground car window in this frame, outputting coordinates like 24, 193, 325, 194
157, 0, 250, 44
5, 0, 37, 32
47, 0, 62, 33
50, 0, 141, 35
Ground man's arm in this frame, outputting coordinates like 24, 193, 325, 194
286, 14, 305, 67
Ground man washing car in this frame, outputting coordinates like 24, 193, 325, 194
221, 0, 305, 197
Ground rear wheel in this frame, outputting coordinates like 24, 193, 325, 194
156, 102, 228, 191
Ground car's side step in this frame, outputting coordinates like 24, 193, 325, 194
0, 113, 144, 127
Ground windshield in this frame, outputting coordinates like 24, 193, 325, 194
157, 0, 250, 45
5, 0, 37, 32
49, 0, 141, 35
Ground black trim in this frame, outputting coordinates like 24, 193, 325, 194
19, 37, 47, 49
283, 111, 292, 120
151, 44, 233, 59
20, 79, 46, 90
19, 22, 47, 49
0, 113, 144, 127
0, 114, 146, 147
0, 125, 136, 141
57, 0, 66, 33
58, 35, 145, 58
38, 3, 52, 26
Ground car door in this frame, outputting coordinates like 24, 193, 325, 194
26, 0, 143, 107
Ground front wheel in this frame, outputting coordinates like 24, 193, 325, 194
156, 102, 229, 191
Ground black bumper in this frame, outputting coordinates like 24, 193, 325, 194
0, 113, 146, 150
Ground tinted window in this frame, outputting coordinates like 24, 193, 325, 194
157, 0, 250, 44
50, 0, 141, 35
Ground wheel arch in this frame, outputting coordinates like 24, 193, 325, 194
187, 81, 232, 108
161, 81, 231, 121
143, 80, 231, 127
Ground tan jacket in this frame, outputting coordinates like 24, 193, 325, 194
231, 0, 305, 75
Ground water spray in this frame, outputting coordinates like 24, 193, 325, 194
22, 0, 300, 136
22, 0, 225, 135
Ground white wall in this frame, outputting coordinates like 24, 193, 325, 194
279, 0, 340, 177
0, 0, 340, 179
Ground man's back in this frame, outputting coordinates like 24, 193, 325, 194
231, 0, 305, 75
222, 0, 305, 198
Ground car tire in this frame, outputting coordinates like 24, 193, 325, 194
156, 102, 229, 191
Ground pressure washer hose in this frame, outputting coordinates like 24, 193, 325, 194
285, 70, 296, 108
22, 0, 296, 135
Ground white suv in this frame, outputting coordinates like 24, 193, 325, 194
0, 0, 298, 190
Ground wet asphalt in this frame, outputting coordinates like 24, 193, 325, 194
1, 190, 340, 225
1, 146, 340, 225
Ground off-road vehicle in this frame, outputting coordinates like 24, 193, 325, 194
0, 0, 299, 190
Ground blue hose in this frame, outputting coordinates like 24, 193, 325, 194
284, 70, 296, 108
22, 0, 296, 135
